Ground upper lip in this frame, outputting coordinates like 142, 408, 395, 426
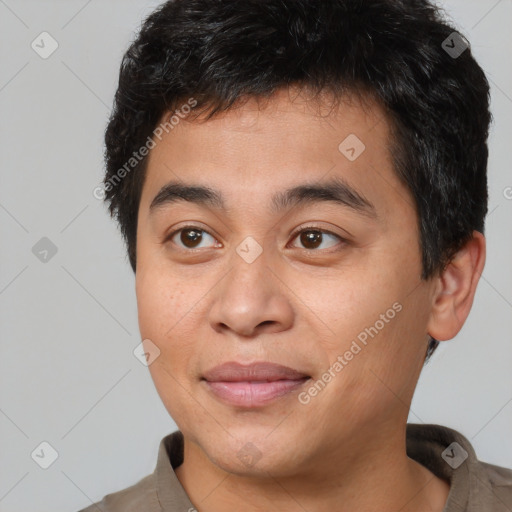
202, 362, 310, 382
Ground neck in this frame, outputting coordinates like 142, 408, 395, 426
174, 424, 450, 512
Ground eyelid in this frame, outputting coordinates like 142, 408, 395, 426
165, 223, 222, 249
289, 223, 347, 240
165, 221, 217, 240
287, 223, 348, 251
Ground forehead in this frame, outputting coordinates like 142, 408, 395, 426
139, 87, 412, 222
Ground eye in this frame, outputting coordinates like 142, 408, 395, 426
167, 226, 221, 250
289, 227, 344, 251
166, 225, 345, 252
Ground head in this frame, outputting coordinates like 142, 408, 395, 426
102, 0, 489, 476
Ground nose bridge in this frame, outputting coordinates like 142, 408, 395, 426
235, 239, 274, 292
208, 240, 294, 337
224, 240, 275, 310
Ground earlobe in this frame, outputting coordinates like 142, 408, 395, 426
427, 231, 486, 342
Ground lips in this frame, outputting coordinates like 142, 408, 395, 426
202, 362, 310, 407
203, 361, 309, 382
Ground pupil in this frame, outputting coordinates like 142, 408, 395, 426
181, 229, 202, 248
300, 230, 322, 249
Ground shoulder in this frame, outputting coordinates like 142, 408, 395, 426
76, 473, 160, 512
479, 461, 512, 508
74, 431, 192, 512
406, 423, 512, 511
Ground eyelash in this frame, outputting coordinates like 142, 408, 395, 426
165, 224, 347, 252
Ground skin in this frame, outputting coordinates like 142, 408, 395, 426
135, 87, 485, 512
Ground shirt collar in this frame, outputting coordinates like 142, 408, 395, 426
154, 424, 496, 511
155, 431, 195, 510
406, 423, 496, 512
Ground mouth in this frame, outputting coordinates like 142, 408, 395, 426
201, 361, 311, 408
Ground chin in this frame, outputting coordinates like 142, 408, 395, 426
210, 443, 298, 478
195, 426, 302, 477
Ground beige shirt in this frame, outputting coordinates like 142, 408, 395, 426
77, 424, 512, 511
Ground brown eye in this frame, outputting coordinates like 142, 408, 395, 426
169, 226, 219, 250
290, 228, 343, 251
179, 228, 203, 248
300, 230, 323, 249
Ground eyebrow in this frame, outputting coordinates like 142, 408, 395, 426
149, 177, 377, 218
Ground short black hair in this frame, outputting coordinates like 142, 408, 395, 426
102, 0, 491, 360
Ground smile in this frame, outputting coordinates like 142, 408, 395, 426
201, 361, 311, 407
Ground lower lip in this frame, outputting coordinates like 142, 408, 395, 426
204, 379, 310, 407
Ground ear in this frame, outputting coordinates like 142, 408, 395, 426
427, 231, 486, 341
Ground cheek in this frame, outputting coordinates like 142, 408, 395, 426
135, 270, 201, 421
135, 267, 199, 371
136, 254, 201, 336
306, 267, 404, 351
311, 255, 428, 385
136, 277, 172, 342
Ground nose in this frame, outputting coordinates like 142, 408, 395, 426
207, 247, 295, 338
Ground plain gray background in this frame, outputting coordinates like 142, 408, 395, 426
0, 1, 511, 511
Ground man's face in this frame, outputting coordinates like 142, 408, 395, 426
135, 88, 437, 476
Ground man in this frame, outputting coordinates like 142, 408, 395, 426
80, 0, 512, 510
